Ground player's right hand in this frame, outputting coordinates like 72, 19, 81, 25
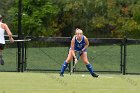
74, 58, 78, 64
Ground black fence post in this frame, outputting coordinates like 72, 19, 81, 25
123, 37, 127, 75
17, 0, 22, 72
17, 43, 21, 72
21, 33, 24, 72
120, 43, 123, 73
24, 40, 27, 71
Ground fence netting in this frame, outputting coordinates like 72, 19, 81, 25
126, 44, 140, 74
25, 37, 122, 73
1, 37, 140, 75
0, 42, 17, 72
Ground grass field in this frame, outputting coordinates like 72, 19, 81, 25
0, 43, 140, 93
0, 72, 140, 93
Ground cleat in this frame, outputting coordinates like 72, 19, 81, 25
92, 73, 99, 77
60, 74, 64, 77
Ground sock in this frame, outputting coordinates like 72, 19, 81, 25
86, 63, 94, 75
60, 61, 68, 74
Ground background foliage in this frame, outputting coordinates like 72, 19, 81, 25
1, 0, 140, 38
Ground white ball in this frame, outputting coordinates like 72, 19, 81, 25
82, 74, 85, 77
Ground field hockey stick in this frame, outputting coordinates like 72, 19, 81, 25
71, 51, 83, 73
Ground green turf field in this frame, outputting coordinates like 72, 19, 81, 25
0, 44, 140, 93
0, 72, 139, 93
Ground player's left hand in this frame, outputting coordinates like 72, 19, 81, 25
9, 37, 14, 43
81, 48, 86, 53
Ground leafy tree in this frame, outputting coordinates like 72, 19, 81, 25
5, 0, 140, 38
7, 0, 60, 37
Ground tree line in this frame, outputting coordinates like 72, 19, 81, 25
1, 0, 140, 38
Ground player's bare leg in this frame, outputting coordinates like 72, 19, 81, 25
81, 52, 99, 77
60, 50, 73, 77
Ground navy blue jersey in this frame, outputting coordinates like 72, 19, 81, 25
74, 36, 86, 51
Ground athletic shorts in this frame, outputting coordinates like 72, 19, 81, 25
0, 44, 5, 50
69, 48, 87, 52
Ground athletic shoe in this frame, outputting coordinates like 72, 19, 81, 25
60, 74, 64, 77
0, 59, 4, 65
92, 73, 99, 77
